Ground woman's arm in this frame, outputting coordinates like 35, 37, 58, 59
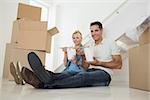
75, 47, 90, 69
63, 52, 68, 67
62, 47, 68, 67
81, 55, 90, 69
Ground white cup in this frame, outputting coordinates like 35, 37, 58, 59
84, 47, 94, 61
67, 48, 76, 60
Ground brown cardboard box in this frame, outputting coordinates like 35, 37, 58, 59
3, 43, 46, 80
11, 19, 59, 53
139, 27, 150, 46
17, 3, 41, 21
11, 19, 48, 52
129, 43, 150, 91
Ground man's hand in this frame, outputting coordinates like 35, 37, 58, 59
88, 57, 101, 66
88, 55, 122, 69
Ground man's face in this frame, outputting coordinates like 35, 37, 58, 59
90, 25, 102, 41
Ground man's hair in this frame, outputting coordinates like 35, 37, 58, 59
90, 21, 103, 29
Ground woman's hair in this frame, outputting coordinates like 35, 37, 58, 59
72, 30, 82, 38
90, 21, 103, 29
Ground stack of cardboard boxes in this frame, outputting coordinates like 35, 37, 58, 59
3, 3, 59, 80
129, 26, 150, 91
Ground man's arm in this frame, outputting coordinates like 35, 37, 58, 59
89, 55, 122, 69
101, 55, 122, 69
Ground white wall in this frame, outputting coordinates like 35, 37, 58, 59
52, 0, 149, 83
0, 0, 29, 80
0, 1, 3, 81
0, 0, 149, 82
53, 0, 125, 69
104, 0, 148, 40
45, 4, 57, 71
148, 0, 150, 15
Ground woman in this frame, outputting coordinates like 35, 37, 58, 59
62, 30, 87, 73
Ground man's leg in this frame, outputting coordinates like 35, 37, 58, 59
44, 69, 111, 88
28, 52, 77, 84
21, 67, 44, 88
85, 68, 111, 86
48, 71, 78, 80
44, 72, 86, 88
28, 52, 53, 84
28, 52, 111, 89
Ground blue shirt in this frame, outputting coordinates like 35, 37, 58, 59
63, 45, 85, 72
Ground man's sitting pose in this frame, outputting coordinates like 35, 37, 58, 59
21, 21, 122, 89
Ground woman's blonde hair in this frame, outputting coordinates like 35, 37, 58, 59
72, 30, 82, 38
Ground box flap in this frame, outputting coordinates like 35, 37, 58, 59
47, 27, 59, 36
139, 27, 150, 45
45, 27, 59, 53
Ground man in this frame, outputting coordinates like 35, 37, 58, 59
21, 21, 122, 89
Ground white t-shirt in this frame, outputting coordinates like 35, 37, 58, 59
89, 39, 121, 76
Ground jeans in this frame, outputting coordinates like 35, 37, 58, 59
41, 68, 111, 89
28, 51, 111, 89
46, 70, 79, 80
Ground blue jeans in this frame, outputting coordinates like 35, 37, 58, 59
43, 68, 111, 89
46, 70, 79, 80
28, 52, 111, 89
47, 61, 86, 81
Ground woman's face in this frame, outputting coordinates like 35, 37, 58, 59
72, 33, 82, 46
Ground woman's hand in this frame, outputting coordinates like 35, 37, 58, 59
71, 55, 77, 64
75, 46, 85, 56
62, 47, 67, 54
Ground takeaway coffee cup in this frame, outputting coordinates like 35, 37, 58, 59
67, 48, 76, 60
84, 47, 94, 62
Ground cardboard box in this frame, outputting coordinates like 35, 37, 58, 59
11, 19, 59, 53
17, 3, 41, 21
129, 43, 150, 91
3, 43, 46, 80
139, 27, 150, 46
11, 19, 47, 52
